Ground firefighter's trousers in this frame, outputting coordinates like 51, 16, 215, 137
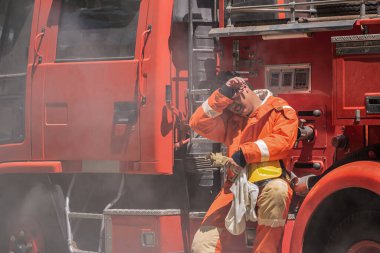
191, 178, 293, 253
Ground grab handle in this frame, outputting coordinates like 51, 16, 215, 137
138, 25, 152, 105
34, 28, 45, 64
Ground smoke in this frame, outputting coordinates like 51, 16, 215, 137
17, 183, 53, 220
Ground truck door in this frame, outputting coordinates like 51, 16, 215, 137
0, 0, 37, 162
32, 0, 150, 166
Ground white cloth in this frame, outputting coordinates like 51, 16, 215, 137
225, 169, 259, 235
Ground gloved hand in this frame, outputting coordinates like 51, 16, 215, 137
206, 153, 244, 182
220, 77, 249, 99
206, 152, 229, 167
227, 77, 249, 97
293, 175, 314, 196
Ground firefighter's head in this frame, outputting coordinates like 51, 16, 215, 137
225, 77, 261, 117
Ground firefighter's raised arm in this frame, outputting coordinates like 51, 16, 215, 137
189, 77, 247, 143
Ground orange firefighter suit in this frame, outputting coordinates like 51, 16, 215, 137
189, 89, 298, 253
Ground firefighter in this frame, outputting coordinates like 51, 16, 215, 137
190, 76, 298, 253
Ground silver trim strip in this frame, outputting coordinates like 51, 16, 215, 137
0, 72, 27, 79
209, 20, 355, 38
68, 212, 103, 220
189, 212, 207, 219
82, 160, 120, 173
332, 34, 380, 43
104, 209, 182, 216
105, 216, 113, 253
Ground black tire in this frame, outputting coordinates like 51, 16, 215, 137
323, 210, 380, 253
317, 3, 378, 17
0, 182, 68, 253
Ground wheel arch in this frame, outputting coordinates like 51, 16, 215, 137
290, 161, 380, 253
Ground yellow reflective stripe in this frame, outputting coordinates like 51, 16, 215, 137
254, 140, 270, 162
202, 99, 222, 118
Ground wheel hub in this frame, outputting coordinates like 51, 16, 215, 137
7, 220, 44, 253
9, 230, 35, 253
348, 240, 380, 253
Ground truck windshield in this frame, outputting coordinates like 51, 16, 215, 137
56, 0, 140, 62
0, 0, 34, 144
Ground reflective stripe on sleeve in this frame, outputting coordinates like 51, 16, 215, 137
254, 139, 270, 162
202, 99, 222, 118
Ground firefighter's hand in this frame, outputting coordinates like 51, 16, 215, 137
293, 175, 312, 196
226, 158, 243, 182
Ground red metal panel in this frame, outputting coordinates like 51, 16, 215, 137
33, 0, 145, 163
138, 0, 174, 174
158, 216, 184, 252
28, 0, 176, 174
4, 0, 178, 174
111, 216, 159, 253
334, 55, 380, 121
110, 215, 183, 253
43, 62, 140, 161
0, 0, 41, 163
290, 161, 380, 253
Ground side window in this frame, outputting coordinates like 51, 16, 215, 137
57, 0, 140, 61
0, 0, 34, 144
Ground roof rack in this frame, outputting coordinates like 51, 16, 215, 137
210, 0, 380, 37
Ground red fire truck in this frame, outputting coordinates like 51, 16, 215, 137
0, 0, 380, 252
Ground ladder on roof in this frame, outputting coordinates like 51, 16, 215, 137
187, 0, 222, 157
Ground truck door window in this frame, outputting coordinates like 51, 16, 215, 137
56, 0, 140, 62
0, 0, 34, 144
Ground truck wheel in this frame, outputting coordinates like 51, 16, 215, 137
323, 210, 380, 253
0, 184, 67, 253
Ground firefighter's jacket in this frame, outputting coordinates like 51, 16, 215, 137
189, 89, 298, 166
